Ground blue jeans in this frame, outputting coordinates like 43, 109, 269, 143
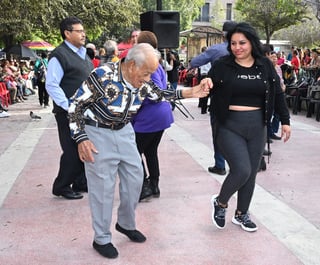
271, 113, 280, 134
170, 82, 178, 90
267, 113, 280, 137
210, 111, 225, 169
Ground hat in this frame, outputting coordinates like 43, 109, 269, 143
222, 21, 237, 32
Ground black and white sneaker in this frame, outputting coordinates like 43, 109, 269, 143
211, 195, 226, 229
232, 211, 258, 232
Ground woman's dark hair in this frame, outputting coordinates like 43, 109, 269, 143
86, 48, 95, 60
59, 16, 83, 40
226, 22, 263, 59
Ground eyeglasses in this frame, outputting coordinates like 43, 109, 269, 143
68, 29, 86, 34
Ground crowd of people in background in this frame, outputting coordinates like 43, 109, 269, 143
0, 28, 184, 119
275, 46, 320, 82
3, 32, 320, 120
0, 58, 37, 117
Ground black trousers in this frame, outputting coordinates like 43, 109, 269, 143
52, 112, 86, 193
198, 74, 209, 113
37, 80, 49, 106
135, 130, 164, 183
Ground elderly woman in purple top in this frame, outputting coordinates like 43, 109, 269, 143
131, 31, 174, 201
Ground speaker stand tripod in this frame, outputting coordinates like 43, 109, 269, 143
170, 99, 194, 119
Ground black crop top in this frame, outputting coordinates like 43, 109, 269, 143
229, 64, 266, 107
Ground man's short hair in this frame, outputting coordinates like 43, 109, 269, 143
222, 21, 237, 32
59, 16, 83, 39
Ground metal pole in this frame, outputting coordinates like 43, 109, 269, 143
156, 0, 162, 10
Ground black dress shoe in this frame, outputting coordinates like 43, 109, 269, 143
72, 185, 88, 193
53, 190, 83, 200
270, 134, 281, 140
208, 166, 226, 175
93, 241, 118, 259
115, 223, 146, 243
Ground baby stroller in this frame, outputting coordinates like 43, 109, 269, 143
281, 62, 297, 86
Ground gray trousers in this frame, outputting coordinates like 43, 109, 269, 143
85, 123, 143, 245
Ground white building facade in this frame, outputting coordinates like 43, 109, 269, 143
193, 0, 237, 28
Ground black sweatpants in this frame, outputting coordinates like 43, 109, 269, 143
216, 109, 266, 213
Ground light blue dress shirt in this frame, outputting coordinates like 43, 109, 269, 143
45, 40, 87, 111
190, 42, 229, 68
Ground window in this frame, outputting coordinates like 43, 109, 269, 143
226, 3, 232, 21
195, 3, 210, 22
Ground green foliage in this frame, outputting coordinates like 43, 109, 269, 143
0, 0, 141, 49
235, 0, 309, 43
273, 10, 320, 48
0, 0, 204, 50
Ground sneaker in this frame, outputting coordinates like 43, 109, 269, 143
0, 110, 10, 118
211, 195, 226, 229
232, 211, 258, 232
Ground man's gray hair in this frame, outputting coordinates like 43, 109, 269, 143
86, 43, 96, 50
125, 43, 160, 67
103, 40, 117, 56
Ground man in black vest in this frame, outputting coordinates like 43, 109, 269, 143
46, 16, 94, 199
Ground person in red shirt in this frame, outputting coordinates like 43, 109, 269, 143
291, 49, 301, 76
118, 30, 140, 59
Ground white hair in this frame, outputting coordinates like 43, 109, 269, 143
103, 40, 117, 55
125, 43, 160, 67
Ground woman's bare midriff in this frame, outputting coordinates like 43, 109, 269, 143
229, 105, 261, 111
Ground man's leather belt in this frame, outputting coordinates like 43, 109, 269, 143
85, 119, 127, 130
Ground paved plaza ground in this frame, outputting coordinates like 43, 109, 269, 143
0, 89, 319, 265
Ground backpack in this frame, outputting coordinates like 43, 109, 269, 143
36, 59, 47, 83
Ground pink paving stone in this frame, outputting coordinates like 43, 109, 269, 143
0, 93, 315, 265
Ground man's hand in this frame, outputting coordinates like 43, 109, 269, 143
78, 140, 98, 163
192, 77, 213, 98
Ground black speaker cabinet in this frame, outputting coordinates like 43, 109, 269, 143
140, 11, 180, 49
